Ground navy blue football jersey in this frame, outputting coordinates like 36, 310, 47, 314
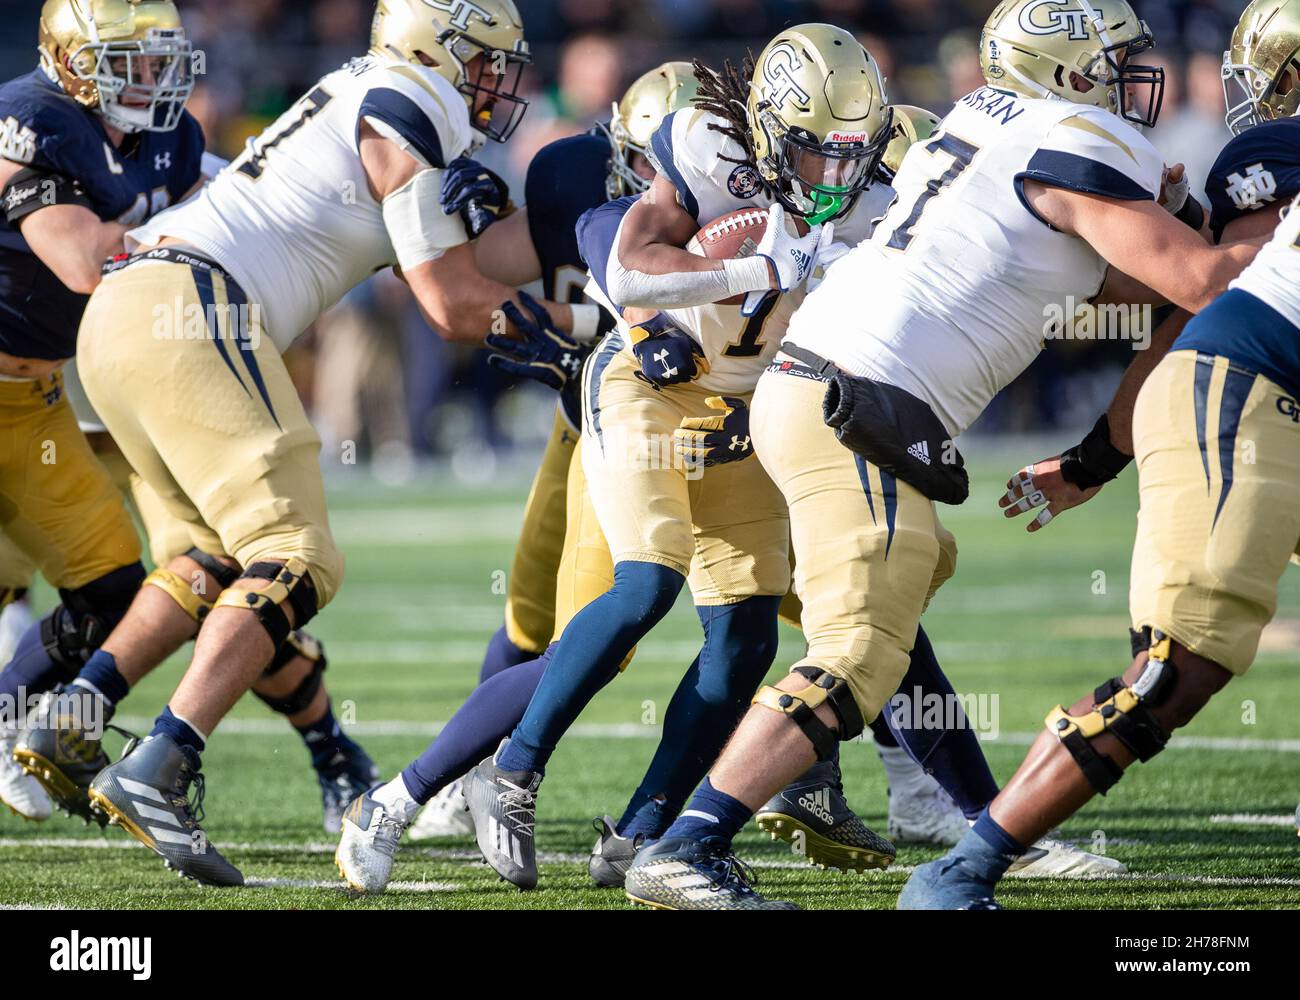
524, 131, 611, 303
1206, 117, 1300, 242
0, 70, 205, 360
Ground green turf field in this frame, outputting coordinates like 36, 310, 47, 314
2, 444, 1297, 910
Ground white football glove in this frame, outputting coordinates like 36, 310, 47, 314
1160, 163, 1189, 215
744, 207, 833, 315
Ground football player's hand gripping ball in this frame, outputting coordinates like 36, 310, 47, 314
487, 291, 583, 392
744, 205, 834, 314
441, 157, 511, 238
627, 312, 710, 389
674, 395, 754, 469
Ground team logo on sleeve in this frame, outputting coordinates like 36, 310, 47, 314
1018, 0, 1093, 39
1225, 163, 1278, 209
727, 164, 762, 199
0, 116, 36, 164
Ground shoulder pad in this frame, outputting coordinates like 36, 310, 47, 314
358, 63, 471, 169
1021, 107, 1162, 202
647, 108, 750, 222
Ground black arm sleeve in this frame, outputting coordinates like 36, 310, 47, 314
2, 167, 92, 225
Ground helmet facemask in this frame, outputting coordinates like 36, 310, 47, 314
600, 115, 652, 199
1222, 49, 1300, 133
62, 26, 194, 133
759, 105, 893, 225
1094, 29, 1164, 128
442, 32, 529, 143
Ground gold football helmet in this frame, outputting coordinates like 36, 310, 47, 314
370, 0, 531, 142
38, 0, 194, 134
747, 23, 892, 225
1223, 0, 1300, 134
603, 61, 701, 200
980, 0, 1164, 128
878, 104, 940, 181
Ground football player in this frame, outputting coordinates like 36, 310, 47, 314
52, 0, 555, 887
404, 62, 695, 840
0, 0, 378, 836
456, 25, 902, 896
624, 0, 1261, 909
900, 0, 1300, 910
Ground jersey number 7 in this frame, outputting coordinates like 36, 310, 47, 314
883, 133, 980, 252
234, 87, 334, 181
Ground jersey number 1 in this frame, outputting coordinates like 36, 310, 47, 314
884, 133, 980, 251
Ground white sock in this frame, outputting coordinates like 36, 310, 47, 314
372, 774, 419, 819
876, 743, 938, 798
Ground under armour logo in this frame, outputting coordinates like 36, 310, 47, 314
654, 348, 678, 379
730, 435, 751, 452
560, 352, 581, 374
155, 152, 172, 171
1225, 163, 1277, 210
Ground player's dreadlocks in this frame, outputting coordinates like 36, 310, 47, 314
691, 54, 773, 194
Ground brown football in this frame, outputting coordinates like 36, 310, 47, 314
686, 207, 770, 305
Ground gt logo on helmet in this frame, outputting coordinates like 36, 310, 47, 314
420, 0, 495, 30
1018, 0, 1095, 39
762, 42, 812, 109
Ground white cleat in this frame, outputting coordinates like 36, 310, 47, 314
335, 789, 416, 894
406, 777, 474, 840
0, 724, 52, 822
887, 784, 970, 846
1007, 837, 1127, 878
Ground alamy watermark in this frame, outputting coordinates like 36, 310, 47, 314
1043, 297, 1152, 352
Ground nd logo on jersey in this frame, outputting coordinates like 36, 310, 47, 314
762, 42, 811, 110
1018, 0, 1096, 39
420, 0, 493, 30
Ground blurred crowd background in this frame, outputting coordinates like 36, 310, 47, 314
2, 0, 1251, 479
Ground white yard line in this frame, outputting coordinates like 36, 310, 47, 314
1210, 813, 1297, 827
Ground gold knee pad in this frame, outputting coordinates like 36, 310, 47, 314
213, 557, 319, 648
143, 567, 214, 624
1045, 631, 1175, 795
752, 666, 865, 760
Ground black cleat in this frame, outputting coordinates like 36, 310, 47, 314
88, 734, 243, 887
588, 815, 646, 888
624, 836, 797, 910
755, 757, 895, 872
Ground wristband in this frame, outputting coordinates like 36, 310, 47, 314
1059, 414, 1132, 489
722, 255, 773, 297
1174, 196, 1205, 232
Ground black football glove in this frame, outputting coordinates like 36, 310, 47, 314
674, 396, 754, 469
487, 291, 585, 392
628, 312, 710, 390
441, 157, 511, 238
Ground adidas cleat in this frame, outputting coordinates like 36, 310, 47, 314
755, 757, 895, 872
624, 836, 797, 910
407, 777, 475, 840
88, 734, 243, 887
0, 722, 52, 821
1007, 837, 1126, 878
335, 788, 415, 894
13, 687, 114, 824
464, 740, 541, 890
887, 783, 971, 846
318, 746, 381, 835
588, 815, 646, 888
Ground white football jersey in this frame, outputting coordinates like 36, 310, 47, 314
1230, 194, 1300, 326
786, 87, 1165, 435
129, 55, 474, 350
640, 107, 893, 394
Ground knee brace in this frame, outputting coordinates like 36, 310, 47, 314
752, 666, 865, 761
143, 548, 241, 623
42, 563, 147, 673
213, 558, 319, 648
1045, 628, 1176, 795
254, 629, 327, 715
